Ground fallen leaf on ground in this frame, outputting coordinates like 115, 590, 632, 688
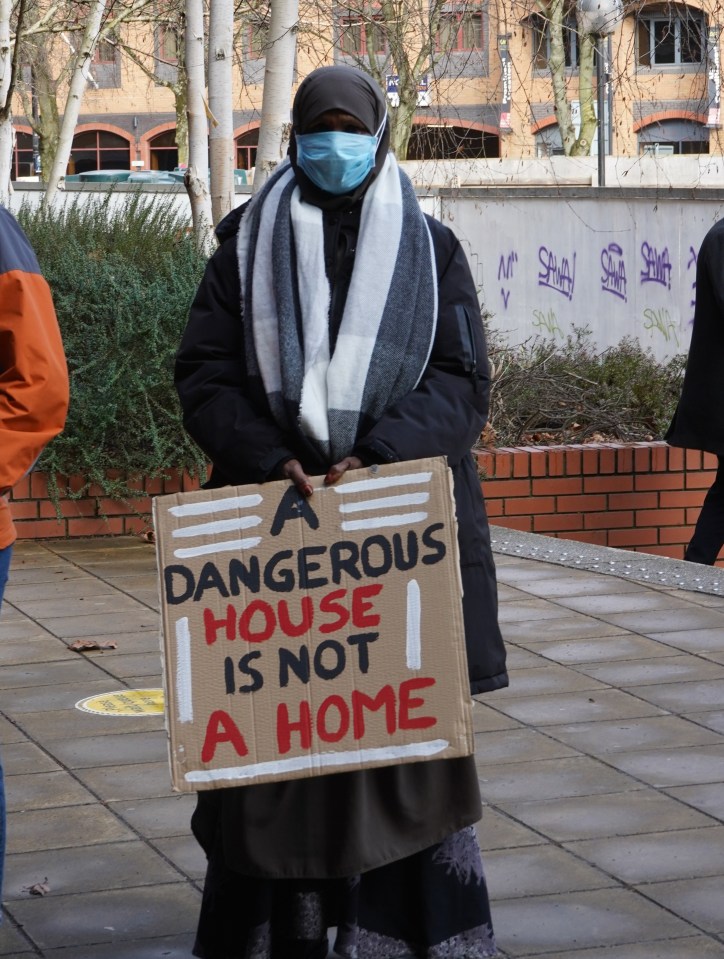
24, 879, 50, 896
68, 639, 117, 652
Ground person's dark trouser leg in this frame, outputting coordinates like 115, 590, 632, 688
685, 456, 724, 565
0, 542, 12, 920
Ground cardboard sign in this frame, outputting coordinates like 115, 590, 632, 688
153, 456, 473, 792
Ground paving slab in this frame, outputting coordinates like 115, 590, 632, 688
2, 532, 724, 958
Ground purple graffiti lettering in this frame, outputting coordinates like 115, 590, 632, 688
501, 288, 510, 309
640, 242, 672, 289
601, 243, 627, 302
497, 251, 518, 280
687, 245, 697, 325
538, 247, 576, 300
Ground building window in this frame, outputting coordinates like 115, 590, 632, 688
93, 39, 116, 64
236, 129, 259, 170
436, 3, 483, 53
638, 118, 709, 153
338, 13, 387, 56
246, 16, 270, 58
149, 129, 178, 171
158, 25, 179, 63
637, 8, 704, 66
70, 130, 130, 173
12, 132, 34, 179
530, 12, 581, 68
407, 123, 498, 159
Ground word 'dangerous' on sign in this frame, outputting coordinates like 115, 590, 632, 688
153, 457, 473, 792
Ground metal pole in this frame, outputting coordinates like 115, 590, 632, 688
597, 34, 605, 187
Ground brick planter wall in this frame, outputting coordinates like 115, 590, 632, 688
9, 442, 719, 565
476, 441, 719, 563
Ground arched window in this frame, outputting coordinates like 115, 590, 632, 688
149, 129, 178, 171
236, 129, 259, 171
12, 132, 34, 179
70, 130, 130, 174
407, 124, 499, 160
638, 118, 709, 154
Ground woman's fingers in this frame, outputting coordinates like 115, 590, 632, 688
281, 459, 314, 498
324, 456, 364, 486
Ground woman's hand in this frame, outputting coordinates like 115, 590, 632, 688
324, 456, 363, 486
279, 459, 314, 498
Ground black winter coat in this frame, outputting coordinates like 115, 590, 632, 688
667, 218, 724, 455
175, 203, 507, 695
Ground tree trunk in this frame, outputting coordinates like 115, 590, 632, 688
208, 0, 235, 225
44, 0, 108, 202
0, 0, 13, 204
174, 83, 189, 167
184, 0, 214, 252
571, 32, 596, 156
252, 0, 298, 193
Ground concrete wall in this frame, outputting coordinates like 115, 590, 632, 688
13, 172, 724, 361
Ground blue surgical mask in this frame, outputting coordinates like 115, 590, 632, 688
296, 116, 386, 195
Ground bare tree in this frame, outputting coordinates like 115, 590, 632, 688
208, 0, 235, 222
44, 0, 109, 201
252, 0, 298, 191
184, 0, 214, 249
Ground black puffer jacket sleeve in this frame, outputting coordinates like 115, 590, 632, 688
354, 216, 489, 467
175, 234, 296, 483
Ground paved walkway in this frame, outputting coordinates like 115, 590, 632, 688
0, 533, 724, 958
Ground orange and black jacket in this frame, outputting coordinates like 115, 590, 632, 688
0, 206, 69, 549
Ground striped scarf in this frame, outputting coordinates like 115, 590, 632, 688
237, 155, 437, 463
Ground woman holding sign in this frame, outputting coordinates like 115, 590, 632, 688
176, 64, 507, 959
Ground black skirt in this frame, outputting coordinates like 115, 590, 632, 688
193, 824, 497, 959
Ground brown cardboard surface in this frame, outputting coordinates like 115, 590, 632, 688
153, 457, 473, 792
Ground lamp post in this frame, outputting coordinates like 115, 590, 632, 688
577, 0, 623, 186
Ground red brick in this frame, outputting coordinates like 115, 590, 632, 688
494, 516, 534, 532
145, 476, 165, 495
10, 476, 31, 499
484, 499, 504, 517
608, 527, 659, 547
490, 452, 512, 479
8, 500, 39, 520
667, 447, 684, 471
650, 446, 668, 471
67, 517, 125, 537
39, 499, 98, 519
582, 449, 599, 474
547, 449, 565, 477
685, 473, 717, 490
14, 518, 66, 539
640, 544, 685, 559
599, 449, 616, 474
123, 516, 153, 536
182, 471, 203, 492
29, 472, 52, 499
566, 449, 582, 474
635, 474, 686, 491
686, 507, 703, 524
97, 496, 153, 517
513, 452, 531, 478
482, 479, 532, 498
564, 530, 609, 546
634, 447, 651, 472
162, 473, 184, 493
584, 511, 634, 529
617, 447, 633, 474
609, 491, 658, 510
504, 497, 555, 516
533, 512, 584, 532
557, 494, 607, 512
583, 475, 634, 493
659, 490, 706, 509
686, 449, 704, 470
659, 526, 694, 545
635, 508, 685, 527
531, 477, 583, 496
703, 452, 719, 470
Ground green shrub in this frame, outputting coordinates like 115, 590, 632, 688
486, 329, 687, 448
18, 194, 209, 499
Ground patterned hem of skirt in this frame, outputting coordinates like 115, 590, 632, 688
336, 922, 498, 959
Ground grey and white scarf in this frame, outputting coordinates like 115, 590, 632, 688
237, 154, 437, 463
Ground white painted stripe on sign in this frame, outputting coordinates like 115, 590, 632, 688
175, 617, 193, 724
334, 472, 433, 495
406, 579, 422, 669
168, 494, 263, 517
173, 537, 262, 560
184, 740, 450, 783
172, 515, 262, 538
339, 492, 430, 513
340, 512, 428, 532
